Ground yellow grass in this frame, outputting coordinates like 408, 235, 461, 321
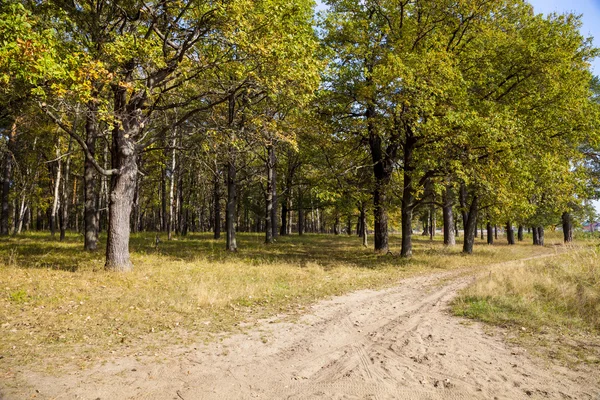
453, 245, 600, 364
0, 231, 567, 371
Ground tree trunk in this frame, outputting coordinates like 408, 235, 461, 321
1, 120, 16, 235
60, 138, 73, 241
271, 147, 278, 240
442, 186, 455, 246
400, 135, 417, 257
167, 134, 177, 241
562, 212, 573, 243
50, 139, 62, 238
494, 225, 498, 240
298, 189, 304, 236
361, 205, 368, 247
462, 195, 478, 254
84, 106, 99, 250
265, 144, 275, 244
213, 163, 221, 240
280, 197, 288, 236
537, 226, 544, 246
506, 221, 515, 245
104, 87, 140, 272
486, 222, 493, 245
517, 225, 523, 242
532, 226, 540, 245
226, 159, 237, 251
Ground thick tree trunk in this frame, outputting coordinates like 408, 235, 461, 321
442, 186, 455, 246
265, 144, 275, 244
462, 195, 478, 254
84, 107, 99, 250
562, 212, 573, 243
400, 136, 417, 257
537, 226, 544, 246
105, 136, 137, 271
226, 159, 237, 251
1, 120, 16, 235
506, 221, 515, 245
532, 226, 539, 245
486, 222, 493, 245
517, 225, 523, 242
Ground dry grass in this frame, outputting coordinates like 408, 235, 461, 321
453, 245, 600, 365
0, 230, 565, 372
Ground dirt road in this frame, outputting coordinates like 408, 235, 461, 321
6, 269, 600, 399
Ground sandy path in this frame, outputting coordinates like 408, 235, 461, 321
5, 267, 599, 400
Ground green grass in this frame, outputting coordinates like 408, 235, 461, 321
0, 230, 565, 371
453, 246, 600, 365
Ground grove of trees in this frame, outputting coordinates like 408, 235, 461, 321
1, 0, 599, 271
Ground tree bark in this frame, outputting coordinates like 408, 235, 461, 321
213, 163, 221, 240
298, 188, 304, 236
400, 134, 417, 257
486, 222, 493, 245
462, 195, 478, 254
1, 120, 16, 235
226, 159, 237, 251
104, 87, 140, 272
271, 146, 278, 240
442, 186, 455, 246
50, 139, 62, 238
517, 225, 523, 242
84, 105, 99, 250
506, 221, 515, 245
537, 226, 544, 246
532, 226, 539, 245
265, 144, 275, 244
361, 205, 368, 247
60, 138, 73, 241
562, 212, 573, 243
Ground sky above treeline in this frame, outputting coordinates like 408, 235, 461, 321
528, 0, 600, 73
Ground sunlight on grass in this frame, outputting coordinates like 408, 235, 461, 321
453, 246, 600, 365
0, 231, 568, 370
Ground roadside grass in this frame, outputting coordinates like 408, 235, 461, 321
0, 230, 566, 372
452, 246, 600, 365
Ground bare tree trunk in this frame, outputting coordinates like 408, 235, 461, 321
517, 225, 523, 242
265, 144, 275, 244
360, 204, 368, 247
84, 106, 99, 250
51, 138, 62, 238
562, 212, 573, 243
442, 185, 455, 246
213, 161, 221, 240
486, 222, 493, 245
167, 134, 177, 241
537, 226, 544, 246
506, 221, 515, 245
1, 120, 17, 235
462, 194, 478, 254
60, 138, 73, 241
226, 158, 237, 251
298, 189, 304, 236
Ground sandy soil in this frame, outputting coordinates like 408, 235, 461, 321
3, 269, 599, 400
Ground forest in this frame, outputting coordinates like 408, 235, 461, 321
1, 0, 600, 273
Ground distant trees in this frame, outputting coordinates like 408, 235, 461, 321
0, 0, 598, 271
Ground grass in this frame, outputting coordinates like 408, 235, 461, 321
0, 230, 568, 373
452, 245, 600, 365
